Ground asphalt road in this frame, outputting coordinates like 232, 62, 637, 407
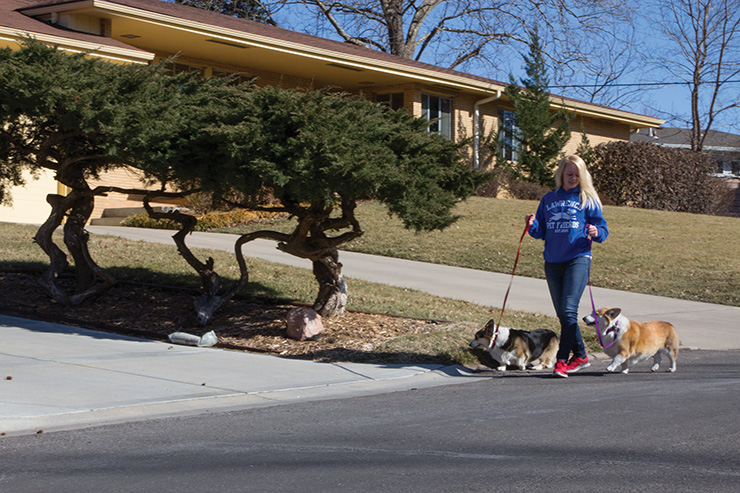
2, 349, 738, 492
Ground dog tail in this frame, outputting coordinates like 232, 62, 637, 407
666, 324, 680, 360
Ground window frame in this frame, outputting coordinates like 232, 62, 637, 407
375, 92, 405, 111
421, 93, 452, 139
498, 109, 520, 162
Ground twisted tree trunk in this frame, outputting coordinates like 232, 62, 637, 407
33, 189, 114, 305
63, 189, 115, 302
34, 193, 73, 304
274, 198, 362, 318
144, 194, 250, 326
311, 248, 347, 318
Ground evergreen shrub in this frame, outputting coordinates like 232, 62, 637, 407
590, 141, 725, 214
121, 209, 284, 231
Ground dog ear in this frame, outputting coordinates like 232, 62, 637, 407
606, 308, 621, 319
483, 319, 496, 336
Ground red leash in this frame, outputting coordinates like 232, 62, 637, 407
490, 221, 531, 348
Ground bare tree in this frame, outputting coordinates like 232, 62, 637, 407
550, 22, 647, 108
269, 0, 635, 74
174, 0, 278, 23
654, 0, 740, 150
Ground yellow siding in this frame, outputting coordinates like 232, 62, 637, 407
0, 169, 57, 225
87, 167, 183, 219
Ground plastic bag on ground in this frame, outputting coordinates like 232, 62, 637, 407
168, 330, 218, 347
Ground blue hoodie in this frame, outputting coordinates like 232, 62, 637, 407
528, 186, 609, 263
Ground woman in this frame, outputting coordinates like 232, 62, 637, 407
526, 155, 609, 378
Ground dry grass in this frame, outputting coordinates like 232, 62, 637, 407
0, 222, 563, 367
219, 197, 740, 307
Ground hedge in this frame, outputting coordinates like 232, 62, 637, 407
590, 141, 725, 214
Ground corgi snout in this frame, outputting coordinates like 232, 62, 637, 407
583, 314, 596, 326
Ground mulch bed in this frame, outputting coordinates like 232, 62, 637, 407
0, 271, 451, 364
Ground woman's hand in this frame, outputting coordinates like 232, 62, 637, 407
586, 224, 599, 238
526, 214, 535, 227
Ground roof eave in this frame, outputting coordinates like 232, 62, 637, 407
0, 26, 155, 63
551, 98, 664, 129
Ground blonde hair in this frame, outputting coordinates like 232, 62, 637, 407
554, 155, 602, 209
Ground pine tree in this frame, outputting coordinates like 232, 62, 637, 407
501, 27, 572, 186
576, 131, 596, 167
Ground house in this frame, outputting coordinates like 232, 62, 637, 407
632, 127, 740, 178
0, 0, 664, 224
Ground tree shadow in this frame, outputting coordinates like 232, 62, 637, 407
1, 260, 478, 367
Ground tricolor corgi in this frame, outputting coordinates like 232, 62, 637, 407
583, 307, 679, 374
470, 319, 559, 371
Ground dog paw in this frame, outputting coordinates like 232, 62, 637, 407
530, 365, 543, 370
606, 365, 617, 373
667, 367, 676, 373
496, 366, 506, 371
621, 368, 630, 374
651, 364, 659, 372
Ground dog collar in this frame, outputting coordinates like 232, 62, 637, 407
606, 319, 622, 337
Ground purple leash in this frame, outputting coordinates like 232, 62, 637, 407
587, 237, 617, 349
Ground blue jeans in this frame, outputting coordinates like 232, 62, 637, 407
545, 257, 590, 362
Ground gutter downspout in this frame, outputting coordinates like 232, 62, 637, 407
474, 91, 502, 169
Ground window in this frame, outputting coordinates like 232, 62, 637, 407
375, 93, 404, 110
212, 70, 252, 86
163, 62, 204, 77
498, 109, 520, 162
422, 93, 452, 139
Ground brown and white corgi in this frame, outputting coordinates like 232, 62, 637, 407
583, 307, 679, 374
470, 319, 559, 371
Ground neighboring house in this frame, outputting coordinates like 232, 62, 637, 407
632, 127, 740, 178
0, 0, 664, 224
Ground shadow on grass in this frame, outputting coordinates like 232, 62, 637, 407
1, 260, 287, 301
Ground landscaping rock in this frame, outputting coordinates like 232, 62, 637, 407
286, 307, 324, 341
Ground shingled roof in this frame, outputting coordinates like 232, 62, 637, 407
633, 127, 740, 150
2, 0, 152, 58
4, 0, 663, 126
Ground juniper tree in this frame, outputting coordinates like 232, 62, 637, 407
187, 86, 488, 318
1, 42, 485, 322
0, 41, 241, 306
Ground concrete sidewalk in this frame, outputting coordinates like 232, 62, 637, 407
1, 314, 479, 436
1, 226, 737, 437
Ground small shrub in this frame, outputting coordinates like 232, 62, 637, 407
474, 167, 549, 200
474, 168, 513, 198
507, 180, 550, 201
121, 209, 285, 231
122, 214, 181, 230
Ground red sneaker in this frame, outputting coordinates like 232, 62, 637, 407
553, 360, 568, 378
566, 356, 591, 373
